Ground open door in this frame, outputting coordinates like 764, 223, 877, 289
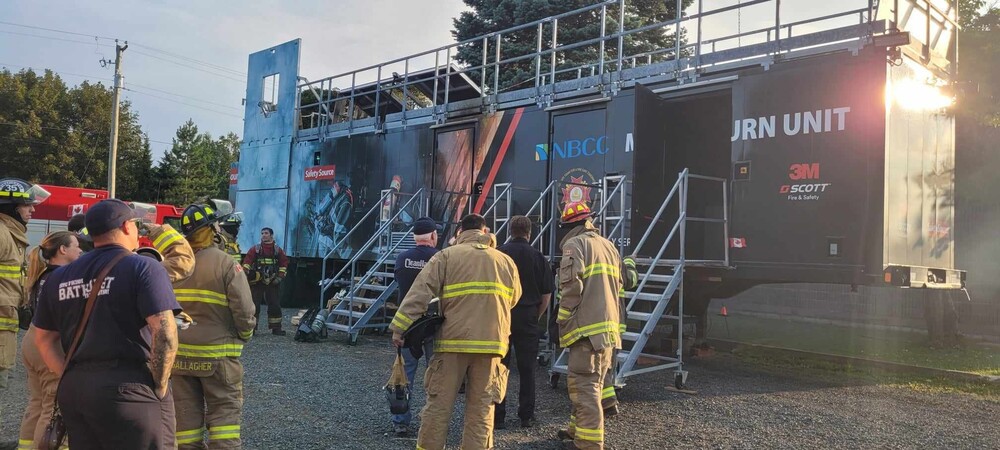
631, 83, 732, 261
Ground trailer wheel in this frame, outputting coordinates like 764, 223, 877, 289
549, 373, 560, 389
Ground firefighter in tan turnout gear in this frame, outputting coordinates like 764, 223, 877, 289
555, 202, 623, 450
389, 214, 521, 450
0, 178, 48, 450
172, 202, 256, 449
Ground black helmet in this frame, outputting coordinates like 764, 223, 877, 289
0, 178, 50, 205
402, 314, 445, 359
180, 203, 223, 237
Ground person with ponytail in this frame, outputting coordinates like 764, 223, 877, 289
17, 231, 82, 450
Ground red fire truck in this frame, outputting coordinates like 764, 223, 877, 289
27, 184, 183, 247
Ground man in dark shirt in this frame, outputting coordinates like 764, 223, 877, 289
389, 217, 440, 436
495, 215, 553, 429
33, 199, 181, 449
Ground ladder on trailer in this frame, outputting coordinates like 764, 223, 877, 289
319, 189, 427, 344
549, 169, 729, 389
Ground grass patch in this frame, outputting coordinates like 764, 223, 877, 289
708, 314, 1000, 376
731, 345, 1000, 400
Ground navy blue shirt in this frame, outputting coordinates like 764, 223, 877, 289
33, 245, 181, 364
498, 237, 554, 308
394, 245, 439, 301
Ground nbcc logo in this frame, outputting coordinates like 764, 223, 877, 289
535, 136, 609, 161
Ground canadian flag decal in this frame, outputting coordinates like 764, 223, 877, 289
729, 237, 747, 248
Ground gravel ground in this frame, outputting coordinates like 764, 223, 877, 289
3, 309, 998, 449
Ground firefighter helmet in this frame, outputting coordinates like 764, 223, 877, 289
560, 201, 592, 224
180, 203, 224, 237
0, 178, 50, 205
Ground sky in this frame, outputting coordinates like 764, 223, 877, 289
0, 0, 469, 161
0, 0, 879, 163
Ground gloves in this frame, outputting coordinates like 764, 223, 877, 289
262, 276, 272, 286
175, 311, 195, 330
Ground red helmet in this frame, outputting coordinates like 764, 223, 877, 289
560, 201, 592, 224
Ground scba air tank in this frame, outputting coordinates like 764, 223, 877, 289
311, 308, 329, 334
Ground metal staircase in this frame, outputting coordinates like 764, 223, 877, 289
319, 189, 427, 344
550, 169, 729, 389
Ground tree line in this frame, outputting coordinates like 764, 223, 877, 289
0, 68, 239, 206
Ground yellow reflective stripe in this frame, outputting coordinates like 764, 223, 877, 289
175, 289, 225, 300
618, 323, 627, 333
575, 426, 603, 441
602, 386, 616, 399
582, 263, 619, 279
0, 191, 27, 198
391, 312, 414, 331
238, 329, 253, 340
152, 229, 183, 251
176, 427, 205, 444
443, 281, 513, 296
177, 343, 243, 358
175, 288, 227, 307
0, 273, 19, 279
434, 339, 507, 354
208, 424, 240, 440
0, 317, 17, 332
559, 321, 620, 347
557, 307, 572, 321
0, 264, 20, 271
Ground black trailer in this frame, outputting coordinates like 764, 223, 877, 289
234, 0, 961, 385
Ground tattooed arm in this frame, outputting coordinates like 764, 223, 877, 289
145, 310, 178, 399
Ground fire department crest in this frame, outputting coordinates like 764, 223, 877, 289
560, 169, 596, 207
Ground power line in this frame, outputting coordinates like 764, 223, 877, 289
130, 49, 245, 83
123, 87, 244, 119
0, 21, 247, 78
0, 29, 114, 48
0, 62, 112, 82
130, 42, 246, 76
0, 20, 118, 41
128, 82, 243, 111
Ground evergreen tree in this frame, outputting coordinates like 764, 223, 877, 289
452, 0, 692, 92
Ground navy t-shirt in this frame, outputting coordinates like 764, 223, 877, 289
394, 245, 439, 300
33, 245, 181, 364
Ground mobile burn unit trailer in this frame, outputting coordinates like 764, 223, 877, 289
234, 0, 963, 387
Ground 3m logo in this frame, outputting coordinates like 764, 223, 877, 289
788, 163, 820, 180
304, 165, 336, 181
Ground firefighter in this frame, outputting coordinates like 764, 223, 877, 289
555, 201, 623, 450
389, 214, 521, 450
218, 214, 243, 263
0, 178, 48, 449
172, 202, 256, 449
144, 222, 197, 283
242, 227, 289, 335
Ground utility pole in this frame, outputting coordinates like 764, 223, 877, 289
103, 40, 128, 198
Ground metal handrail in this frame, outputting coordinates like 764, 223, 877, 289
319, 189, 392, 302
296, 0, 910, 134
319, 189, 425, 301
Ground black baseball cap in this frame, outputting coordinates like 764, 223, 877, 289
412, 217, 441, 235
85, 199, 142, 237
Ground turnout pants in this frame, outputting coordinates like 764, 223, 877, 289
58, 361, 176, 450
417, 352, 509, 450
251, 283, 282, 331
565, 340, 614, 450
172, 358, 244, 449
19, 327, 60, 450
495, 306, 540, 422
1, 326, 14, 447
